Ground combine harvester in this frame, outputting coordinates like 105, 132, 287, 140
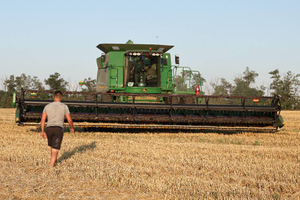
14, 40, 285, 132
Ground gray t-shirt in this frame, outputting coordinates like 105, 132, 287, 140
43, 102, 70, 128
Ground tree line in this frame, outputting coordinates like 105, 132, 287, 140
173, 67, 299, 109
1, 68, 299, 109
0, 72, 96, 108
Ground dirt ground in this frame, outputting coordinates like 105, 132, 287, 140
0, 109, 299, 199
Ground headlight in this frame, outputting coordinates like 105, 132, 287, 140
127, 82, 134, 87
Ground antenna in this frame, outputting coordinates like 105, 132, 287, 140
156, 36, 159, 44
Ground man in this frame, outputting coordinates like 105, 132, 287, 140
41, 90, 75, 167
134, 58, 147, 86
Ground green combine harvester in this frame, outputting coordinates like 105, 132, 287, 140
14, 40, 285, 132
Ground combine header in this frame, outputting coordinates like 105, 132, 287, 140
14, 41, 285, 132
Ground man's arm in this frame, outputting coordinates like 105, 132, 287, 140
41, 113, 47, 139
66, 113, 75, 133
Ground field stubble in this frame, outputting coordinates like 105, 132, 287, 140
0, 109, 299, 199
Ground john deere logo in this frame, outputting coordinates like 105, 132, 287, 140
142, 88, 147, 93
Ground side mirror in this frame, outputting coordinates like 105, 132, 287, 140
175, 54, 179, 65
101, 53, 106, 63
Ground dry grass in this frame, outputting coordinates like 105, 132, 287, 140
0, 109, 299, 199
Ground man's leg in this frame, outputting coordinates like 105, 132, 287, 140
48, 127, 63, 167
50, 148, 59, 167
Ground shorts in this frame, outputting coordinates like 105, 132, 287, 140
46, 126, 64, 150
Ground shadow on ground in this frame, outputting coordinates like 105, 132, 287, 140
56, 141, 96, 164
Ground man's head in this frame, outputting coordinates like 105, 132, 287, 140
54, 90, 63, 101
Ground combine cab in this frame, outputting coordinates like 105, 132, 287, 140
14, 41, 285, 132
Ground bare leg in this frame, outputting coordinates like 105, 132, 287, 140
50, 148, 59, 167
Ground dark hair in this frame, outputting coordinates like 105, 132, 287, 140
54, 90, 62, 98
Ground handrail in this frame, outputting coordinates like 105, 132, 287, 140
172, 65, 201, 92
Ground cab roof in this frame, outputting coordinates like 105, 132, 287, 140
97, 43, 174, 53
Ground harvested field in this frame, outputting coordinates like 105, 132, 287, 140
0, 109, 299, 199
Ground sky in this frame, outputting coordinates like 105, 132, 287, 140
0, 0, 299, 93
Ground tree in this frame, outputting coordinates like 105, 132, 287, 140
44, 72, 68, 91
269, 69, 300, 109
3, 75, 16, 93
243, 67, 258, 86
14, 73, 44, 92
82, 77, 96, 92
0, 90, 12, 108
1, 74, 45, 108
31, 76, 44, 90
173, 75, 184, 91
232, 67, 264, 96
3, 73, 44, 93
211, 78, 233, 96
15, 73, 31, 91
190, 73, 205, 92
1, 75, 16, 108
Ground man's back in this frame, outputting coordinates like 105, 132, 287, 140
43, 102, 69, 128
